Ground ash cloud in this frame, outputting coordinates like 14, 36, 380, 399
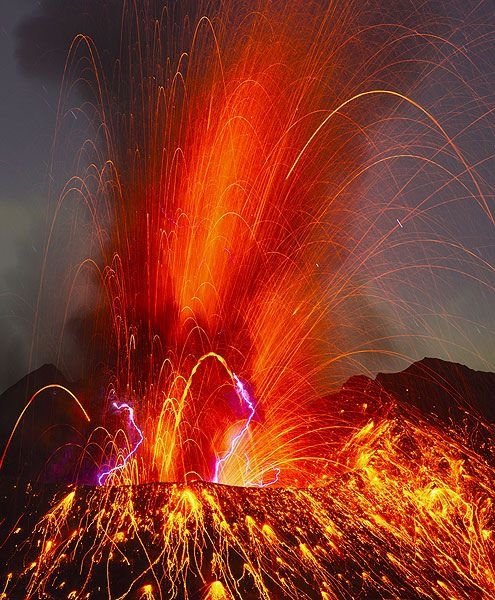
7, 0, 495, 400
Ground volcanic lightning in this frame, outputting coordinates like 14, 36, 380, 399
98, 402, 145, 485
213, 375, 256, 485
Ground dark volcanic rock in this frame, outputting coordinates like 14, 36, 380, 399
0, 363, 68, 441
377, 358, 495, 463
376, 357, 495, 423
320, 358, 495, 465
0, 364, 89, 482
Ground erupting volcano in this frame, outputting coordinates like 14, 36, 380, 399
0, 0, 494, 598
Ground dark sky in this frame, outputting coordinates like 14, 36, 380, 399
0, 0, 60, 391
0, 0, 493, 394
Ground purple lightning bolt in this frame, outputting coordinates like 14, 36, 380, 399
98, 402, 144, 485
253, 467, 281, 487
243, 454, 281, 488
213, 374, 256, 484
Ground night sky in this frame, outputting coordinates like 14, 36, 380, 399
0, 0, 494, 395
1, 0, 59, 391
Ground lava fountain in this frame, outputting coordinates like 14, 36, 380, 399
1, 0, 494, 598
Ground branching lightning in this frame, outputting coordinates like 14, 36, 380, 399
98, 402, 144, 485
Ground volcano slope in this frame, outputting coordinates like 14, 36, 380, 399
0, 358, 494, 600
